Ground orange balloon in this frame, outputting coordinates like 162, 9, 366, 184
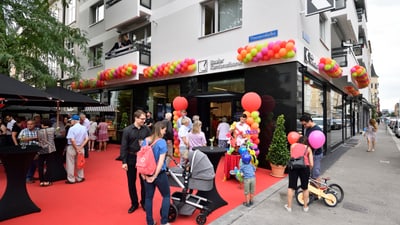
246, 117, 254, 125
251, 122, 259, 129
287, 131, 301, 145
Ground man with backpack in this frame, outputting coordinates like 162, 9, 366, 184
120, 110, 151, 214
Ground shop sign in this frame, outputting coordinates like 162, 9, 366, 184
209, 58, 242, 71
248, 30, 278, 42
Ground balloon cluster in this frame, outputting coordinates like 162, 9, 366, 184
318, 57, 343, 78
98, 63, 137, 81
143, 58, 196, 78
344, 85, 360, 96
71, 78, 105, 90
288, 129, 325, 149
236, 39, 296, 63
227, 92, 262, 156
171, 96, 189, 157
351, 65, 370, 89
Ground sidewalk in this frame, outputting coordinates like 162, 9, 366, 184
211, 124, 400, 225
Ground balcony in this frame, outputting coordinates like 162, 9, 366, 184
105, 0, 151, 31
105, 43, 151, 69
331, 0, 358, 42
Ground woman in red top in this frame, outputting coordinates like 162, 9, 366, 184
285, 136, 313, 213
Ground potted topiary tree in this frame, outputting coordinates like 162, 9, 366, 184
266, 114, 290, 177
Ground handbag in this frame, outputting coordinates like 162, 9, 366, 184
288, 145, 308, 169
77, 153, 86, 169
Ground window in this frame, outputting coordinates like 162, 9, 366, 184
129, 24, 151, 45
91, 2, 104, 24
319, 14, 327, 43
66, 0, 76, 25
202, 0, 242, 36
89, 44, 103, 67
334, 0, 346, 10
63, 41, 75, 78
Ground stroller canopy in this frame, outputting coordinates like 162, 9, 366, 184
188, 150, 215, 180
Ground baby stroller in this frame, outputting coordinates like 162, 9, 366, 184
167, 150, 215, 225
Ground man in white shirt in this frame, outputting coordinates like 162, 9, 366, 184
217, 117, 230, 148
80, 113, 90, 158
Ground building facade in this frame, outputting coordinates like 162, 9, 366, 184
63, 0, 377, 168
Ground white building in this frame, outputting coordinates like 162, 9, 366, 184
61, 0, 375, 167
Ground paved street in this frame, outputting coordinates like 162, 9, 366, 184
211, 124, 400, 225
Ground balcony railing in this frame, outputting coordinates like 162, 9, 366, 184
105, 43, 151, 66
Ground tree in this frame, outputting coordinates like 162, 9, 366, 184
0, 0, 88, 88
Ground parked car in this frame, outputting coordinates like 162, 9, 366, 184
331, 119, 342, 130
313, 117, 331, 132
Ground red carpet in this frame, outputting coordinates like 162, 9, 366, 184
0, 144, 283, 225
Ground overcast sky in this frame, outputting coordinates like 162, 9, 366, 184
367, 0, 400, 111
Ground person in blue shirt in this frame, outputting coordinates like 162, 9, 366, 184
299, 114, 323, 181
240, 153, 256, 207
140, 121, 171, 225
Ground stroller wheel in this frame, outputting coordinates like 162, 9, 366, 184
167, 204, 178, 222
196, 214, 207, 225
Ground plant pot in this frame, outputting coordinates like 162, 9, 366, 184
270, 163, 286, 178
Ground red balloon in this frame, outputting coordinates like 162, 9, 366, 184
287, 131, 300, 145
172, 96, 188, 111
241, 92, 261, 112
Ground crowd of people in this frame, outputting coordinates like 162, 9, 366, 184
0, 112, 110, 185
2, 108, 365, 222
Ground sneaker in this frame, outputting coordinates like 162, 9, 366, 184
303, 207, 309, 212
284, 204, 292, 212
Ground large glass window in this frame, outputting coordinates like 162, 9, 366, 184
109, 89, 133, 129
330, 89, 343, 146
202, 0, 242, 36
147, 84, 180, 121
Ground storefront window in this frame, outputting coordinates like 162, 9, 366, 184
304, 79, 324, 118
208, 78, 244, 93
148, 84, 180, 121
303, 78, 326, 152
330, 89, 343, 146
109, 89, 133, 128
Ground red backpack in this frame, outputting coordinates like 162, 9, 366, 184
136, 138, 160, 175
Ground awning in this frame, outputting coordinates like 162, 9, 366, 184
83, 105, 118, 112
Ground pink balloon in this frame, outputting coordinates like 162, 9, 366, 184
308, 130, 325, 149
